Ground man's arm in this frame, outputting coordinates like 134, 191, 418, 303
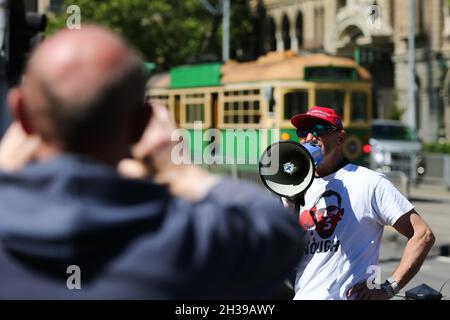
118, 103, 220, 201
390, 209, 435, 289
187, 179, 305, 299
348, 209, 435, 300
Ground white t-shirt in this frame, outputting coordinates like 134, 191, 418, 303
291, 163, 413, 300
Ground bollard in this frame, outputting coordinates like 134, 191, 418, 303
444, 155, 450, 191
385, 171, 410, 199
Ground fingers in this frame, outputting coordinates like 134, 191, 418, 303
132, 102, 175, 161
348, 282, 388, 300
281, 197, 296, 213
347, 282, 367, 300
117, 158, 150, 179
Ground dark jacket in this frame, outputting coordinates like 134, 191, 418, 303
0, 154, 303, 299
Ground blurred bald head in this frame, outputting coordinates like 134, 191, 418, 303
9, 25, 149, 164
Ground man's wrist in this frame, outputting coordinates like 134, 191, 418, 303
381, 276, 400, 298
387, 276, 400, 294
163, 165, 220, 201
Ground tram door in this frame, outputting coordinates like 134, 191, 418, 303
210, 92, 219, 157
173, 95, 181, 126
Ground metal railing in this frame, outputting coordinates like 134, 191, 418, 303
202, 153, 450, 194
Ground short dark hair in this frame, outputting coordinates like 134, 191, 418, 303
321, 190, 342, 207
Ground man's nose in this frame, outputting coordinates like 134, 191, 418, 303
304, 133, 316, 143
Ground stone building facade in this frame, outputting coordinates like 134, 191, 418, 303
253, 0, 450, 142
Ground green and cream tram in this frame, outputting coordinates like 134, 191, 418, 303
147, 50, 372, 172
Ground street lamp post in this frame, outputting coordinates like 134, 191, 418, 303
200, 0, 230, 62
408, 0, 416, 130
222, 0, 230, 62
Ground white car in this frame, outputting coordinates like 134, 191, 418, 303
369, 119, 426, 184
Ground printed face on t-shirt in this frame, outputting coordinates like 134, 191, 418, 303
299, 191, 344, 239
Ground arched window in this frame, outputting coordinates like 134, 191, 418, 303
337, 0, 346, 10
296, 11, 303, 49
282, 14, 291, 50
266, 16, 276, 52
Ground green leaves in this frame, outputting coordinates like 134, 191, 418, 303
46, 0, 255, 71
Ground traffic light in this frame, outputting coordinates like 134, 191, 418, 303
5, 0, 47, 86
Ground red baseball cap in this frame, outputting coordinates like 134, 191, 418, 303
291, 106, 343, 130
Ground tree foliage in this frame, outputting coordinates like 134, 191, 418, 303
46, 0, 256, 71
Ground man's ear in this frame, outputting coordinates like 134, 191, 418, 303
7, 88, 34, 135
337, 130, 346, 145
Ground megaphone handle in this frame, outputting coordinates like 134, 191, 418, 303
292, 193, 305, 215
294, 203, 300, 217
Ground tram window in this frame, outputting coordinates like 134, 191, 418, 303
351, 92, 368, 122
315, 90, 344, 117
222, 89, 262, 125
186, 104, 204, 123
305, 66, 356, 81
284, 91, 308, 120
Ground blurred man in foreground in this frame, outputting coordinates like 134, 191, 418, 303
0, 25, 303, 299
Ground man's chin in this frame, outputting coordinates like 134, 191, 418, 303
315, 163, 325, 172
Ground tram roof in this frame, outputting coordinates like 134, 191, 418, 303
221, 51, 371, 83
147, 51, 371, 89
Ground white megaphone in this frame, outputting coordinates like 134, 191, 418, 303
259, 141, 322, 208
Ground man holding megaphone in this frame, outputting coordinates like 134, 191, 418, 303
264, 106, 435, 300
